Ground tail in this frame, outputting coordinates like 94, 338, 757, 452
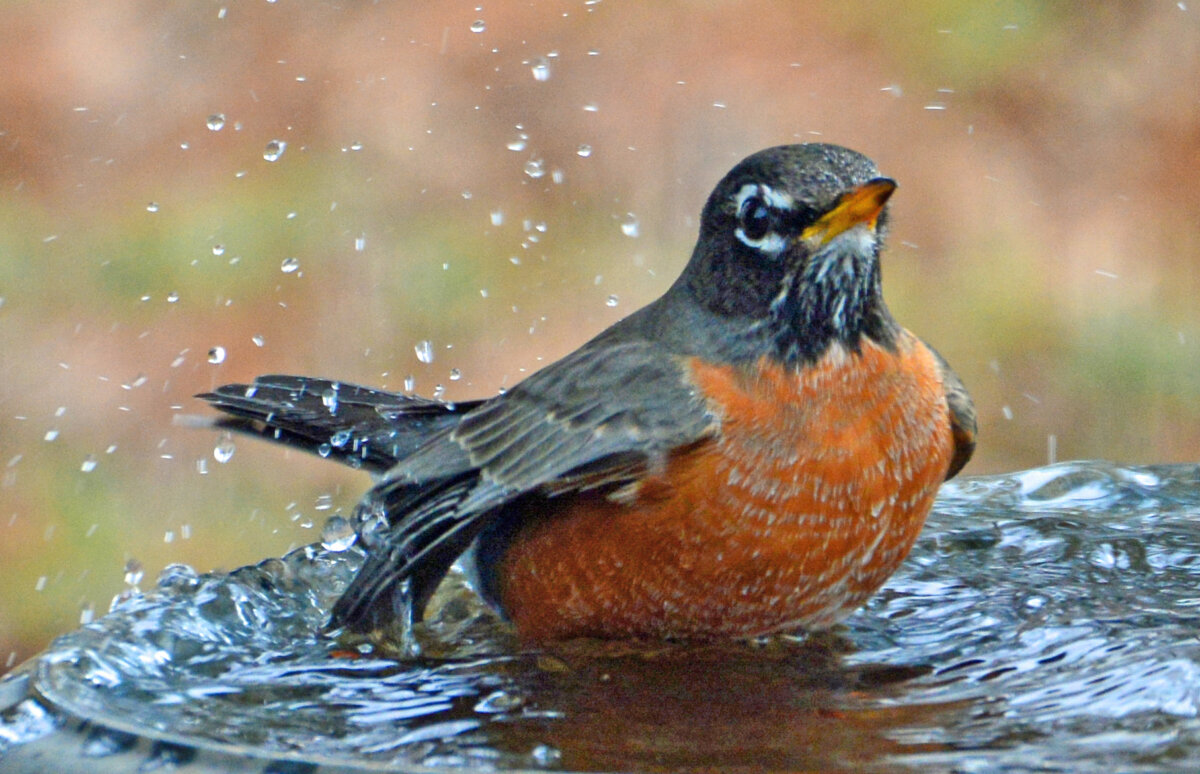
197, 375, 481, 475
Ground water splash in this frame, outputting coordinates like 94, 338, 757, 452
8, 461, 1200, 771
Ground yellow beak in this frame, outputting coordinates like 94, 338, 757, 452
800, 177, 897, 248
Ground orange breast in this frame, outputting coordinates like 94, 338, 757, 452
494, 334, 955, 641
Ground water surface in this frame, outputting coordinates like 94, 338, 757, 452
4, 460, 1200, 772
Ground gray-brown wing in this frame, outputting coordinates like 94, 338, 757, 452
330, 340, 718, 633
925, 344, 976, 480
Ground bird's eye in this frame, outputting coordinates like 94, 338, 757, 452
738, 196, 772, 242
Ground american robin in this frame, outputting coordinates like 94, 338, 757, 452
201, 143, 976, 643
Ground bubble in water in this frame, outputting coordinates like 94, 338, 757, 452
146, 202, 160, 213
576, 144, 593, 158
415, 340, 435, 363
469, 19, 486, 33
583, 102, 599, 113
252, 334, 265, 348
166, 291, 179, 303
354, 233, 366, 251
524, 158, 546, 179
80, 455, 98, 473
606, 294, 619, 307
530, 56, 551, 82
320, 514, 357, 551
213, 436, 235, 463
281, 257, 300, 273
449, 368, 462, 381
212, 244, 225, 256
207, 114, 226, 131
620, 213, 640, 238
207, 346, 226, 364
404, 374, 415, 392
44, 430, 59, 442
263, 140, 287, 162
490, 209, 504, 226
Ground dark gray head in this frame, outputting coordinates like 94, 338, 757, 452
677, 143, 900, 365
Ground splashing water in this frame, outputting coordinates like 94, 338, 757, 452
6, 461, 1200, 772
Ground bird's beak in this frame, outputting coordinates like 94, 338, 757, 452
800, 177, 897, 248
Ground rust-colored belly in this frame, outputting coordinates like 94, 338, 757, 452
494, 335, 954, 641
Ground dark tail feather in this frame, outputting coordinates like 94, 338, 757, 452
197, 375, 481, 475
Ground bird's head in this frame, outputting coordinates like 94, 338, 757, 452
683, 143, 899, 365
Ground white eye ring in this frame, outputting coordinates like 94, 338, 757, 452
734, 183, 792, 255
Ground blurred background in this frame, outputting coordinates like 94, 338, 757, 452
2, 1, 1198, 673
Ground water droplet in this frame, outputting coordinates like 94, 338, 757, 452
207, 346, 226, 364
415, 340, 435, 363
475, 689, 525, 713
252, 334, 265, 347
329, 430, 352, 448
469, 19, 486, 32
354, 233, 366, 251
157, 563, 198, 590
321, 387, 339, 412
212, 244, 225, 256
80, 455, 97, 473
403, 374, 415, 392
44, 429, 59, 442
433, 384, 446, 399
530, 56, 551, 81
449, 368, 462, 381
349, 140, 363, 151
507, 132, 528, 152
583, 102, 599, 112
576, 144, 593, 157
620, 213, 640, 238
281, 257, 300, 273
524, 158, 546, 178
213, 436, 235, 463
123, 559, 144, 587
79, 603, 95, 625
146, 202, 160, 213
321, 514, 357, 551
490, 209, 504, 226
166, 291, 179, 303
206, 114, 226, 131
531, 744, 562, 766
263, 139, 287, 162
606, 294, 619, 307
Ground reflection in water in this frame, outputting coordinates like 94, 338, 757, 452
4, 461, 1200, 772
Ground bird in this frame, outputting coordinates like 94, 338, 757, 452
199, 143, 976, 644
